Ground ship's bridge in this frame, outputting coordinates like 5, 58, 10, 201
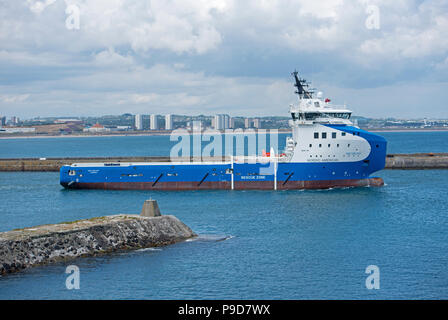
289, 99, 353, 126
289, 71, 353, 126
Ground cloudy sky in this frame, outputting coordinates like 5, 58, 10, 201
0, 0, 447, 119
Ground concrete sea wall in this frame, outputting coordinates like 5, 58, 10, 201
0, 157, 222, 172
0, 213, 196, 275
1, 154, 448, 171
385, 153, 448, 169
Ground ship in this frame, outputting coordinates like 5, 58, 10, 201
60, 71, 387, 190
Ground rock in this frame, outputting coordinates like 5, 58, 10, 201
0, 214, 196, 275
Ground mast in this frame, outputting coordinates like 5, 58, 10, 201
291, 70, 313, 99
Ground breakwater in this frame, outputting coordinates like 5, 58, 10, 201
0, 200, 196, 275
0, 156, 221, 172
1, 154, 448, 171
385, 153, 448, 169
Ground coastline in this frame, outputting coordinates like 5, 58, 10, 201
1, 128, 448, 140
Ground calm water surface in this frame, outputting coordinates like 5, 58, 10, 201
1, 131, 448, 158
0, 132, 447, 299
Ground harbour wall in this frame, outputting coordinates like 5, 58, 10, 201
1, 154, 448, 171
385, 153, 448, 169
0, 209, 196, 275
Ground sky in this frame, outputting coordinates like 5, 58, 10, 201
0, 0, 447, 119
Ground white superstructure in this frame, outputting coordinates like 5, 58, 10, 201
282, 71, 371, 163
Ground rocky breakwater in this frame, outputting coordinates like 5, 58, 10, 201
0, 200, 196, 275
385, 153, 448, 169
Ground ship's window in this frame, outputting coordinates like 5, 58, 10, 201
328, 144, 331, 147
319, 144, 322, 148
314, 132, 319, 139
69, 170, 76, 176
332, 132, 336, 138
376, 144, 379, 148
309, 144, 312, 147
305, 113, 321, 120
314, 102, 320, 108
337, 144, 340, 147
342, 132, 346, 136
322, 132, 327, 139
348, 144, 351, 147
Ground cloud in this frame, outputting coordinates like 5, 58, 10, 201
0, 94, 30, 103
0, 0, 447, 118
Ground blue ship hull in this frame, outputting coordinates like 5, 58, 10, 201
60, 127, 387, 190
60, 161, 385, 190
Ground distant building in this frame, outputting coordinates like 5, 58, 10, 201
214, 114, 230, 130
135, 114, 143, 130
54, 119, 83, 124
112, 126, 132, 131
229, 117, 235, 129
192, 120, 203, 131
83, 123, 110, 133
244, 118, 252, 128
165, 114, 173, 130
0, 116, 6, 127
10, 116, 20, 126
0, 127, 35, 134
150, 114, 159, 130
253, 118, 261, 129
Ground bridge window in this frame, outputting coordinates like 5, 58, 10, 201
322, 132, 327, 139
332, 132, 336, 138
342, 132, 346, 136
314, 132, 319, 139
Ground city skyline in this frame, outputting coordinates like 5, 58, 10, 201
0, 1, 447, 119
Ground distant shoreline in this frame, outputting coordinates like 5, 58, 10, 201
1, 128, 448, 140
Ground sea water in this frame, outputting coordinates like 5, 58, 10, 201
0, 132, 447, 299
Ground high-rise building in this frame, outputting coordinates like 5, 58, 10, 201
10, 116, 20, 126
0, 116, 6, 127
150, 114, 159, 130
192, 120, 202, 131
229, 117, 235, 129
165, 114, 173, 130
244, 118, 252, 128
213, 114, 230, 130
253, 118, 261, 129
135, 114, 143, 130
